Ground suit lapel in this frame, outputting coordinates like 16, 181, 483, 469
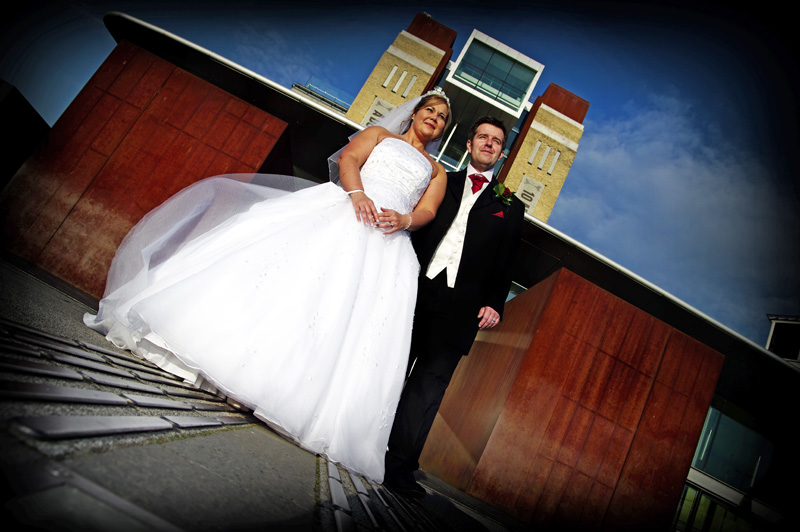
439, 170, 466, 223
448, 170, 467, 202
473, 178, 499, 211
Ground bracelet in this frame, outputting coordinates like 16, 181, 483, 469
403, 213, 413, 231
346, 189, 364, 195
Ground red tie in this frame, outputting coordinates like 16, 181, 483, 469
469, 173, 488, 194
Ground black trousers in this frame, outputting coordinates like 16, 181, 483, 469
385, 272, 478, 475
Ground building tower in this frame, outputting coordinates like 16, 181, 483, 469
436, 30, 544, 173
348, 15, 589, 223
345, 14, 456, 126
500, 83, 589, 222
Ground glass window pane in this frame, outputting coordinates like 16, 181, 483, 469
506, 63, 536, 91
485, 55, 513, 82
453, 40, 536, 111
674, 485, 697, 531
497, 84, 525, 109
462, 41, 492, 70
440, 129, 468, 171
692, 494, 713, 532
693, 407, 773, 492
454, 63, 481, 86
476, 74, 501, 98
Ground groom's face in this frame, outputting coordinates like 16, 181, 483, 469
467, 123, 505, 172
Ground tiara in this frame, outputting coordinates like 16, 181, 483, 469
422, 87, 450, 106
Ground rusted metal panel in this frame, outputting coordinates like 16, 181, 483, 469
2, 41, 287, 297
420, 268, 724, 530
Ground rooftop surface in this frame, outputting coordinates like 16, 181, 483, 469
0, 257, 525, 531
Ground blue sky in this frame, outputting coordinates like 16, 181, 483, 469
3, 1, 798, 346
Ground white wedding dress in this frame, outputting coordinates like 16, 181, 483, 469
85, 137, 432, 481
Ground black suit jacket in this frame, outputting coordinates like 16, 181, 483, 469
411, 169, 524, 352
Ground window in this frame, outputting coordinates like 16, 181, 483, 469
528, 140, 541, 164
547, 151, 561, 175
692, 408, 772, 493
453, 40, 536, 111
537, 146, 551, 170
382, 66, 398, 88
672, 485, 762, 532
392, 70, 408, 93
402, 75, 418, 98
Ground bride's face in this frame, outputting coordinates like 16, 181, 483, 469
411, 102, 449, 141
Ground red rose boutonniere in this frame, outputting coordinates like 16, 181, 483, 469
493, 183, 514, 206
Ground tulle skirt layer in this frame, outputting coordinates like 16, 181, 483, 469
85, 176, 419, 481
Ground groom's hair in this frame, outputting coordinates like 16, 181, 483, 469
468, 117, 508, 149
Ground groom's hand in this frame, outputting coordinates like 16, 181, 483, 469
477, 306, 500, 329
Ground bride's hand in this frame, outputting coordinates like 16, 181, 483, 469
376, 208, 411, 234
349, 191, 379, 225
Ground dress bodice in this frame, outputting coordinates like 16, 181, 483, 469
360, 138, 433, 214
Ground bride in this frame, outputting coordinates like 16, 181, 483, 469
84, 90, 451, 482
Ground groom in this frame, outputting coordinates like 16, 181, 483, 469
384, 116, 525, 497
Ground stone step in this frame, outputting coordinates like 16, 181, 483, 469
1, 317, 257, 452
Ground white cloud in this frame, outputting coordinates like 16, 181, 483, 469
548, 93, 800, 344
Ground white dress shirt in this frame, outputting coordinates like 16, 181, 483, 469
425, 164, 494, 287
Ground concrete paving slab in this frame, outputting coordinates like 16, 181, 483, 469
63, 425, 318, 531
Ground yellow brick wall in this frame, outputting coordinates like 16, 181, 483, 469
534, 107, 584, 143
395, 33, 444, 70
